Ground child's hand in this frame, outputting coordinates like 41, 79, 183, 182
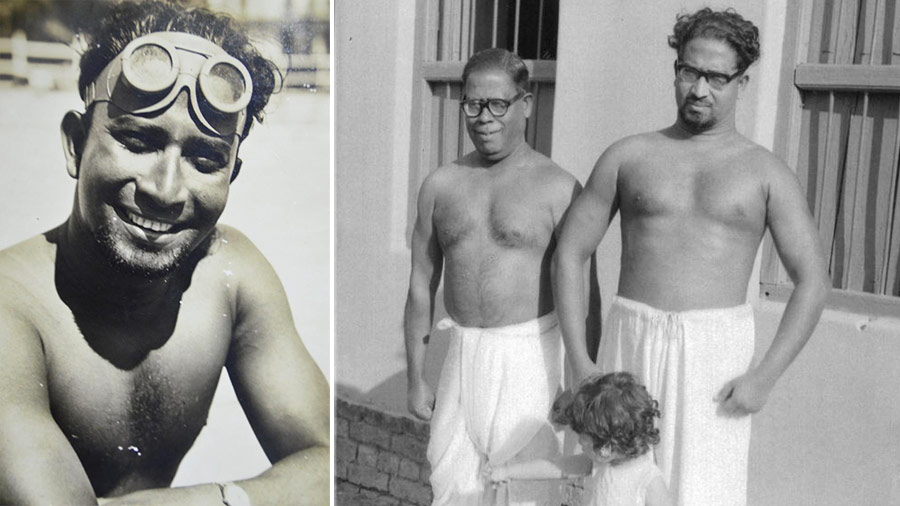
482, 462, 510, 483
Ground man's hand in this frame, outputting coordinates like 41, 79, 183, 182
715, 371, 775, 416
407, 380, 435, 421
482, 462, 509, 484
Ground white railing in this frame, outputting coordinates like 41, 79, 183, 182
0, 31, 329, 91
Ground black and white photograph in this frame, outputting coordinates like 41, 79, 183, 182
335, 1, 900, 505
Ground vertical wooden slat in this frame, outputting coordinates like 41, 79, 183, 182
536, 0, 545, 59
513, 0, 521, 54
491, 0, 499, 47
843, 0, 880, 290
525, 81, 539, 148
881, 98, 900, 295
843, 91, 871, 290
874, 94, 899, 294
534, 82, 555, 157
834, 0, 861, 64
448, 0, 463, 61
466, 0, 475, 59
892, 0, 900, 65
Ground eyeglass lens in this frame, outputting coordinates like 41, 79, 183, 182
677, 65, 733, 89
462, 98, 512, 117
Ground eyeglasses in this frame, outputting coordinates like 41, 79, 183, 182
84, 32, 254, 136
459, 92, 526, 118
674, 61, 744, 91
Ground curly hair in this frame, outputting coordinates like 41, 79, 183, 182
77, 0, 280, 138
555, 372, 660, 462
461, 48, 530, 95
667, 7, 760, 72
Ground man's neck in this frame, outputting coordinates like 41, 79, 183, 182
475, 140, 531, 169
56, 218, 181, 311
672, 118, 740, 142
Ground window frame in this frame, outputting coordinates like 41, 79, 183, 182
760, 0, 900, 316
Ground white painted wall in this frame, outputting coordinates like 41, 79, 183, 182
334, 0, 418, 411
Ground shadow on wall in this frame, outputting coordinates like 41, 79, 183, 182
338, 291, 451, 413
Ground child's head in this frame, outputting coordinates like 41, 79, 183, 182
554, 372, 660, 464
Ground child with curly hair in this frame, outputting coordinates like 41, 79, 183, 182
487, 372, 672, 506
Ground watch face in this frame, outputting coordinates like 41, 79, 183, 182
222, 482, 252, 506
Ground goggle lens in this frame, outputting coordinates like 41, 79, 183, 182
128, 43, 174, 91
206, 61, 247, 104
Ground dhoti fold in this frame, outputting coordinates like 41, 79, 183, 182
427, 313, 563, 506
597, 295, 755, 506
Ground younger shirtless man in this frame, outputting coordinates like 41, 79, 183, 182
553, 8, 830, 506
0, 2, 328, 504
404, 48, 598, 505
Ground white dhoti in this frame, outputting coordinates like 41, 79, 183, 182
427, 313, 564, 506
596, 296, 755, 506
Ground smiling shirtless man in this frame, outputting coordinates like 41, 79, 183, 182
0, 2, 328, 505
404, 48, 599, 505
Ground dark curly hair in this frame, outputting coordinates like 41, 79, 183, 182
667, 8, 760, 72
77, 0, 280, 138
554, 372, 660, 462
461, 48, 530, 95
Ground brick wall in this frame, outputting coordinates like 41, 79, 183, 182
335, 397, 433, 506
335, 396, 585, 506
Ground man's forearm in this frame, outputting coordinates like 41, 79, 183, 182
403, 295, 431, 385
102, 446, 329, 506
552, 250, 594, 379
755, 277, 830, 385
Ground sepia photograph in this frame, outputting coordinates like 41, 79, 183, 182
335, 1, 900, 505
0, 0, 330, 504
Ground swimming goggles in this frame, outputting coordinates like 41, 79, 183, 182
83, 31, 253, 137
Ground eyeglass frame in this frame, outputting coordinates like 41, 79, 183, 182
674, 60, 745, 90
459, 91, 529, 118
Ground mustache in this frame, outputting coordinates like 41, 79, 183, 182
685, 97, 712, 106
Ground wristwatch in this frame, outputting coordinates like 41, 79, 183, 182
218, 481, 252, 506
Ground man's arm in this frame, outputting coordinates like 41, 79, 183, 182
0, 287, 98, 505
716, 159, 830, 415
487, 455, 592, 482
552, 145, 623, 382
107, 228, 330, 506
553, 178, 602, 363
404, 174, 443, 421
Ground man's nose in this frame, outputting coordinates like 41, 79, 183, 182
690, 76, 710, 98
476, 103, 494, 121
136, 147, 188, 208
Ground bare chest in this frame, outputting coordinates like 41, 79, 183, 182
433, 186, 553, 252
36, 285, 234, 490
619, 159, 766, 230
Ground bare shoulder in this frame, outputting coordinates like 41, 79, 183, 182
201, 224, 270, 272
526, 149, 580, 196
590, 131, 658, 180
417, 158, 466, 201
738, 140, 799, 190
0, 234, 57, 317
604, 131, 659, 161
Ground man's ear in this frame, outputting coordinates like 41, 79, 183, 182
230, 157, 242, 183
61, 111, 86, 179
523, 92, 534, 119
738, 73, 750, 92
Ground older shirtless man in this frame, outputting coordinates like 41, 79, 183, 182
553, 8, 830, 506
0, 2, 328, 505
404, 48, 598, 505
